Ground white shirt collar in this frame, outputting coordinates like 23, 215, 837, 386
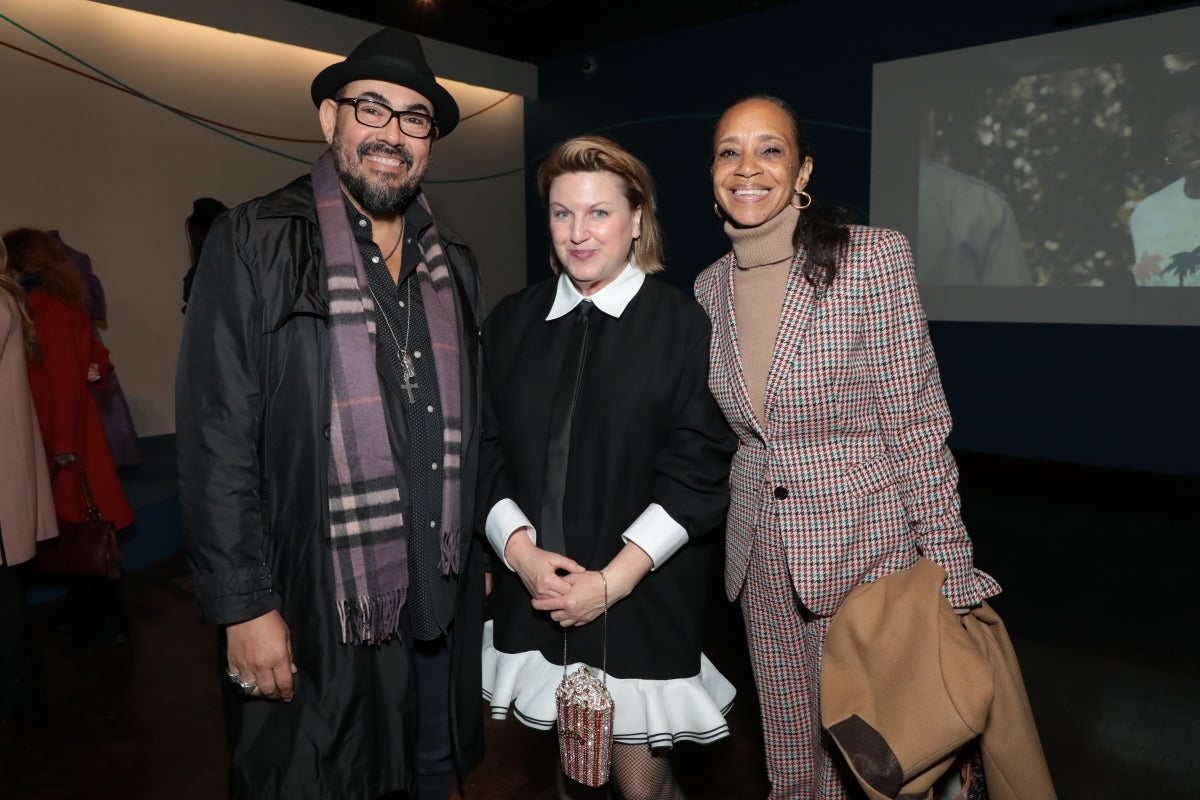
546, 262, 645, 321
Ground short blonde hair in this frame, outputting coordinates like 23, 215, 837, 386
535, 134, 664, 275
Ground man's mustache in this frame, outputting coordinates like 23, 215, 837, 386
358, 143, 414, 169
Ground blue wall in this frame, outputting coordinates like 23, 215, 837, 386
521, 0, 1200, 477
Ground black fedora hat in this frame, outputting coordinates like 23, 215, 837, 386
311, 28, 460, 138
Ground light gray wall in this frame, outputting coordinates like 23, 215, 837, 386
0, 0, 529, 436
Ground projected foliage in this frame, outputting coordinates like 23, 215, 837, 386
929, 52, 1198, 287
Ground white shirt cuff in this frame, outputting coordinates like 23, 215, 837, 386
621, 503, 687, 570
485, 498, 535, 571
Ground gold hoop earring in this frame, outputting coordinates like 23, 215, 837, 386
791, 190, 812, 210
713, 202, 725, 220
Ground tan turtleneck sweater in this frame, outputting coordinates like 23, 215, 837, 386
725, 204, 801, 424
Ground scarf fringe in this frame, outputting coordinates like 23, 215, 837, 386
337, 589, 406, 646
439, 526, 461, 576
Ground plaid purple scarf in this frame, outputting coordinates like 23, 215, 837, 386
313, 152, 407, 645
413, 198, 464, 576
313, 152, 464, 643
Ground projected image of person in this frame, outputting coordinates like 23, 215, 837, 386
695, 95, 1003, 799
1130, 68, 1200, 286
917, 106, 1032, 285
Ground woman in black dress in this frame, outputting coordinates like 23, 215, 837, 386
479, 135, 738, 799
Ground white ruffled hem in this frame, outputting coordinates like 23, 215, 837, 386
481, 619, 736, 747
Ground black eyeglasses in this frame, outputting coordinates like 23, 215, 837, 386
335, 98, 437, 139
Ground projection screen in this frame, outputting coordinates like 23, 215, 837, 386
870, 5, 1200, 325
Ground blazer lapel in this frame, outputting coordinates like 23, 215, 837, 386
716, 257, 767, 440
761, 260, 820, 421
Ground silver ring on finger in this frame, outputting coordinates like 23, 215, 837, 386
237, 680, 258, 696
226, 671, 242, 684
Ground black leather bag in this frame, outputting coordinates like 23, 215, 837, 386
35, 454, 122, 580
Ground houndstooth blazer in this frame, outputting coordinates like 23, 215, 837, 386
694, 224, 1001, 616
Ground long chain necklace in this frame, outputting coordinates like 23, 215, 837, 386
366, 235, 419, 402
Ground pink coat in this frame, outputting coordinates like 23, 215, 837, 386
694, 225, 1000, 615
0, 290, 58, 565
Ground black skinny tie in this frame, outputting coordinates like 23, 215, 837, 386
540, 301, 593, 556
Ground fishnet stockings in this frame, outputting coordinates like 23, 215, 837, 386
555, 744, 685, 800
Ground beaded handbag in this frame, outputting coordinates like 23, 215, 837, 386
555, 571, 614, 788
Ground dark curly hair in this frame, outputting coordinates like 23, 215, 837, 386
1, 227, 89, 314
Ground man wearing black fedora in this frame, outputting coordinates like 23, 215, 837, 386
176, 27, 486, 800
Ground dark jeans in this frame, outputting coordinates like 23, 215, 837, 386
413, 627, 454, 800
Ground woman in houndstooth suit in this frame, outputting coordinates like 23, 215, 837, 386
694, 95, 1002, 800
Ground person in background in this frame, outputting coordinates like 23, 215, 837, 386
2, 226, 135, 651
479, 134, 738, 800
47, 229, 141, 468
1129, 68, 1200, 286
0, 235, 59, 726
181, 197, 228, 313
694, 95, 1001, 799
47, 230, 105, 324
175, 28, 487, 800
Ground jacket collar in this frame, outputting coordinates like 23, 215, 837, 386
255, 174, 325, 331
257, 172, 319, 225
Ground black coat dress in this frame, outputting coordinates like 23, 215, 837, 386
479, 274, 737, 681
176, 174, 486, 800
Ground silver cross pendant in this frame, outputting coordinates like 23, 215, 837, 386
399, 350, 418, 403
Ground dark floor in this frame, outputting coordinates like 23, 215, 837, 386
1, 448, 1197, 799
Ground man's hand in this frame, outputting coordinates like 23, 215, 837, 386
225, 610, 298, 702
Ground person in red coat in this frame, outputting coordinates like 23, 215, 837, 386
2, 227, 135, 648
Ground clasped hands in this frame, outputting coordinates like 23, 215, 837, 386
505, 530, 611, 627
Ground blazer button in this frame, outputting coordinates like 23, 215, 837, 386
774, 486, 788, 500
323, 424, 331, 440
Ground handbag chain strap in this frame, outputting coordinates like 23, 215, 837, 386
50, 453, 103, 522
562, 569, 608, 686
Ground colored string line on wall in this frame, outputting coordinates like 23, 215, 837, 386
0, 10, 516, 175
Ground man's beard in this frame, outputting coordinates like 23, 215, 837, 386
332, 133, 427, 214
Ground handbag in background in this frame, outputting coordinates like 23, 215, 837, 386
35, 453, 122, 580
555, 571, 614, 788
